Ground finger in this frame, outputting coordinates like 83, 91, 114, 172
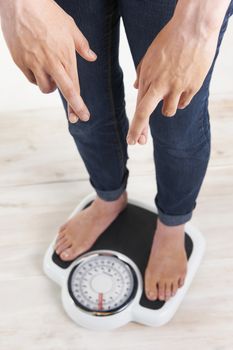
68, 104, 79, 123
51, 63, 90, 122
34, 69, 57, 94
127, 85, 162, 145
138, 125, 148, 145
135, 77, 148, 107
64, 47, 88, 123
72, 25, 97, 62
131, 80, 149, 145
178, 90, 194, 109
133, 77, 139, 89
64, 48, 80, 123
20, 65, 37, 85
162, 92, 182, 117
132, 79, 149, 145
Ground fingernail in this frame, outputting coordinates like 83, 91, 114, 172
179, 104, 186, 109
127, 136, 135, 145
69, 113, 79, 123
139, 135, 146, 145
88, 48, 97, 58
80, 113, 90, 121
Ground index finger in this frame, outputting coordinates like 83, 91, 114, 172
51, 63, 90, 121
127, 85, 162, 144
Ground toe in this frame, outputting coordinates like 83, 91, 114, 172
144, 269, 158, 300
60, 247, 77, 261
146, 286, 158, 301
55, 236, 68, 250
58, 222, 68, 233
171, 280, 178, 297
158, 281, 166, 301
165, 281, 172, 301
55, 223, 69, 243
178, 276, 185, 288
55, 231, 66, 245
56, 239, 71, 255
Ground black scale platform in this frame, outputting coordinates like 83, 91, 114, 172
52, 201, 193, 310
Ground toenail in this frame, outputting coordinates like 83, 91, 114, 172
62, 252, 69, 258
147, 291, 156, 300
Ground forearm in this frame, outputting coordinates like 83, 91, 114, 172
173, 0, 232, 37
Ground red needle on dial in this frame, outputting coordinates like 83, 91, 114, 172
98, 292, 103, 310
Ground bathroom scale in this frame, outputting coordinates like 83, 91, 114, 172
43, 192, 205, 331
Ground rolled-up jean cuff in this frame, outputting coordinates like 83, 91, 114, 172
90, 169, 129, 202
157, 208, 193, 226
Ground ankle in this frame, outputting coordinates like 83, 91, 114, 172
158, 217, 184, 229
95, 191, 128, 214
156, 218, 185, 236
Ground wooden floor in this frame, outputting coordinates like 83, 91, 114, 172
0, 100, 233, 349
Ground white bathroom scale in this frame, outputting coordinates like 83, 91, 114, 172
43, 192, 205, 331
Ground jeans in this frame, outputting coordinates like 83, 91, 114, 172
54, 0, 233, 226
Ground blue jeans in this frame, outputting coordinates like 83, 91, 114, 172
55, 0, 233, 226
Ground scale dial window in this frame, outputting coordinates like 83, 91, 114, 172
68, 254, 138, 315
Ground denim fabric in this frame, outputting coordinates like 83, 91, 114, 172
54, 0, 233, 225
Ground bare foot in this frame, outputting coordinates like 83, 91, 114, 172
55, 191, 128, 261
144, 218, 187, 301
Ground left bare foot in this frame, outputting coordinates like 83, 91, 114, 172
54, 191, 127, 261
144, 218, 187, 301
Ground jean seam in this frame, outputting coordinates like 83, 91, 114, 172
107, 1, 126, 177
202, 98, 211, 143
199, 96, 210, 145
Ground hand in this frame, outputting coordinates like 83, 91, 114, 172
126, 15, 220, 145
0, 0, 97, 123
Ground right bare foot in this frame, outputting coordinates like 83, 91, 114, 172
144, 218, 187, 301
55, 191, 128, 261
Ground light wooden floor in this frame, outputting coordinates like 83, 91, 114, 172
0, 100, 233, 350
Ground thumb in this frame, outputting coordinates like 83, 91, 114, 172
73, 26, 97, 62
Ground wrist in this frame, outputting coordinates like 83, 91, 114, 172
173, 0, 232, 39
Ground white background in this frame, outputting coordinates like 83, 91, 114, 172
0, 17, 233, 112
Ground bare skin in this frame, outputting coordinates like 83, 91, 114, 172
126, 0, 232, 145
144, 220, 187, 301
1, 0, 231, 301
0, 0, 97, 123
55, 192, 187, 301
55, 192, 128, 260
